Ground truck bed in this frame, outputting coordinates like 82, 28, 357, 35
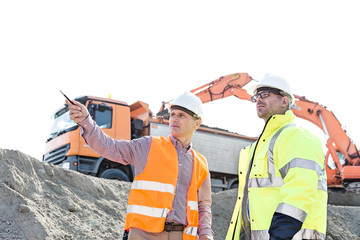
149, 120, 256, 175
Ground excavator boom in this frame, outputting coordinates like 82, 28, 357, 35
191, 73, 253, 102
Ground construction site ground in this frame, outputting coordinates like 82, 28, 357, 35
1, 149, 359, 240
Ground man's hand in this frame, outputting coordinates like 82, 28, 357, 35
199, 235, 213, 240
66, 99, 89, 124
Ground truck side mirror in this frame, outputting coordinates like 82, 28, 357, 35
88, 102, 113, 116
88, 102, 96, 119
131, 119, 144, 139
97, 103, 112, 112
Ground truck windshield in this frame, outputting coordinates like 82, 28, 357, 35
47, 106, 78, 142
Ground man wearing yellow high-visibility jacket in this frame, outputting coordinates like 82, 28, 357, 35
226, 74, 327, 240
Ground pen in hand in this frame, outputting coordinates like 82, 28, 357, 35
59, 90, 75, 105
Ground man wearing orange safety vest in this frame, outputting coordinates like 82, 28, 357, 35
226, 75, 327, 240
66, 92, 214, 240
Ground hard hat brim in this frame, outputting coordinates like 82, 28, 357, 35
248, 83, 295, 106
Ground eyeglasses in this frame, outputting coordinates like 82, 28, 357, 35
251, 89, 283, 102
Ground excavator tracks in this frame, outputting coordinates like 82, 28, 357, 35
328, 182, 360, 206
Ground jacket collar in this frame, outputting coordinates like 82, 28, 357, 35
261, 110, 295, 139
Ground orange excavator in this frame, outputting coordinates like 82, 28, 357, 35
160, 73, 360, 188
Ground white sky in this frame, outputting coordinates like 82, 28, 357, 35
1, 0, 359, 160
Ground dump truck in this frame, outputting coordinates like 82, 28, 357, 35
43, 96, 256, 191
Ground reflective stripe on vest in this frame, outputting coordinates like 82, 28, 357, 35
279, 158, 327, 192
188, 201, 198, 211
131, 180, 176, 194
275, 202, 307, 222
249, 123, 327, 192
127, 205, 170, 218
184, 226, 198, 236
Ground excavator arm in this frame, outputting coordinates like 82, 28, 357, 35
190, 73, 253, 102
188, 73, 360, 187
157, 73, 253, 117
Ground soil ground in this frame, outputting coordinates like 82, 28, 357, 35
1, 149, 359, 240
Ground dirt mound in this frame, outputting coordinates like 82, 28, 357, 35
1, 148, 360, 240
0, 149, 130, 239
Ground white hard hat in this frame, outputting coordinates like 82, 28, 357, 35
166, 92, 203, 119
248, 74, 295, 105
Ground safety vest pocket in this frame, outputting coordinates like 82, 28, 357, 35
250, 153, 266, 177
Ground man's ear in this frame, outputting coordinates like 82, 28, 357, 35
281, 96, 290, 109
194, 119, 202, 130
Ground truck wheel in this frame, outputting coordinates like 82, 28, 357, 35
99, 169, 130, 182
229, 183, 238, 189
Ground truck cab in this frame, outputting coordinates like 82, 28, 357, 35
43, 96, 134, 181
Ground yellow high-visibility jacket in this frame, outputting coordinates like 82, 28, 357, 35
226, 110, 327, 240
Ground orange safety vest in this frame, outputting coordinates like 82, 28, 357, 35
124, 136, 209, 240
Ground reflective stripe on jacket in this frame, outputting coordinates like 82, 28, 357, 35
226, 110, 327, 240
124, 136, 209, 240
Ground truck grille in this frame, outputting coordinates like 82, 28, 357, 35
43, 144, 70, 165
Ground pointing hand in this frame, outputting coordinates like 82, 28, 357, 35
66, 99, 89, 124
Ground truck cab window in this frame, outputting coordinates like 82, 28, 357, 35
46, 106, 79, 142
88, 102, 113, 129
95, 108, 112, 129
